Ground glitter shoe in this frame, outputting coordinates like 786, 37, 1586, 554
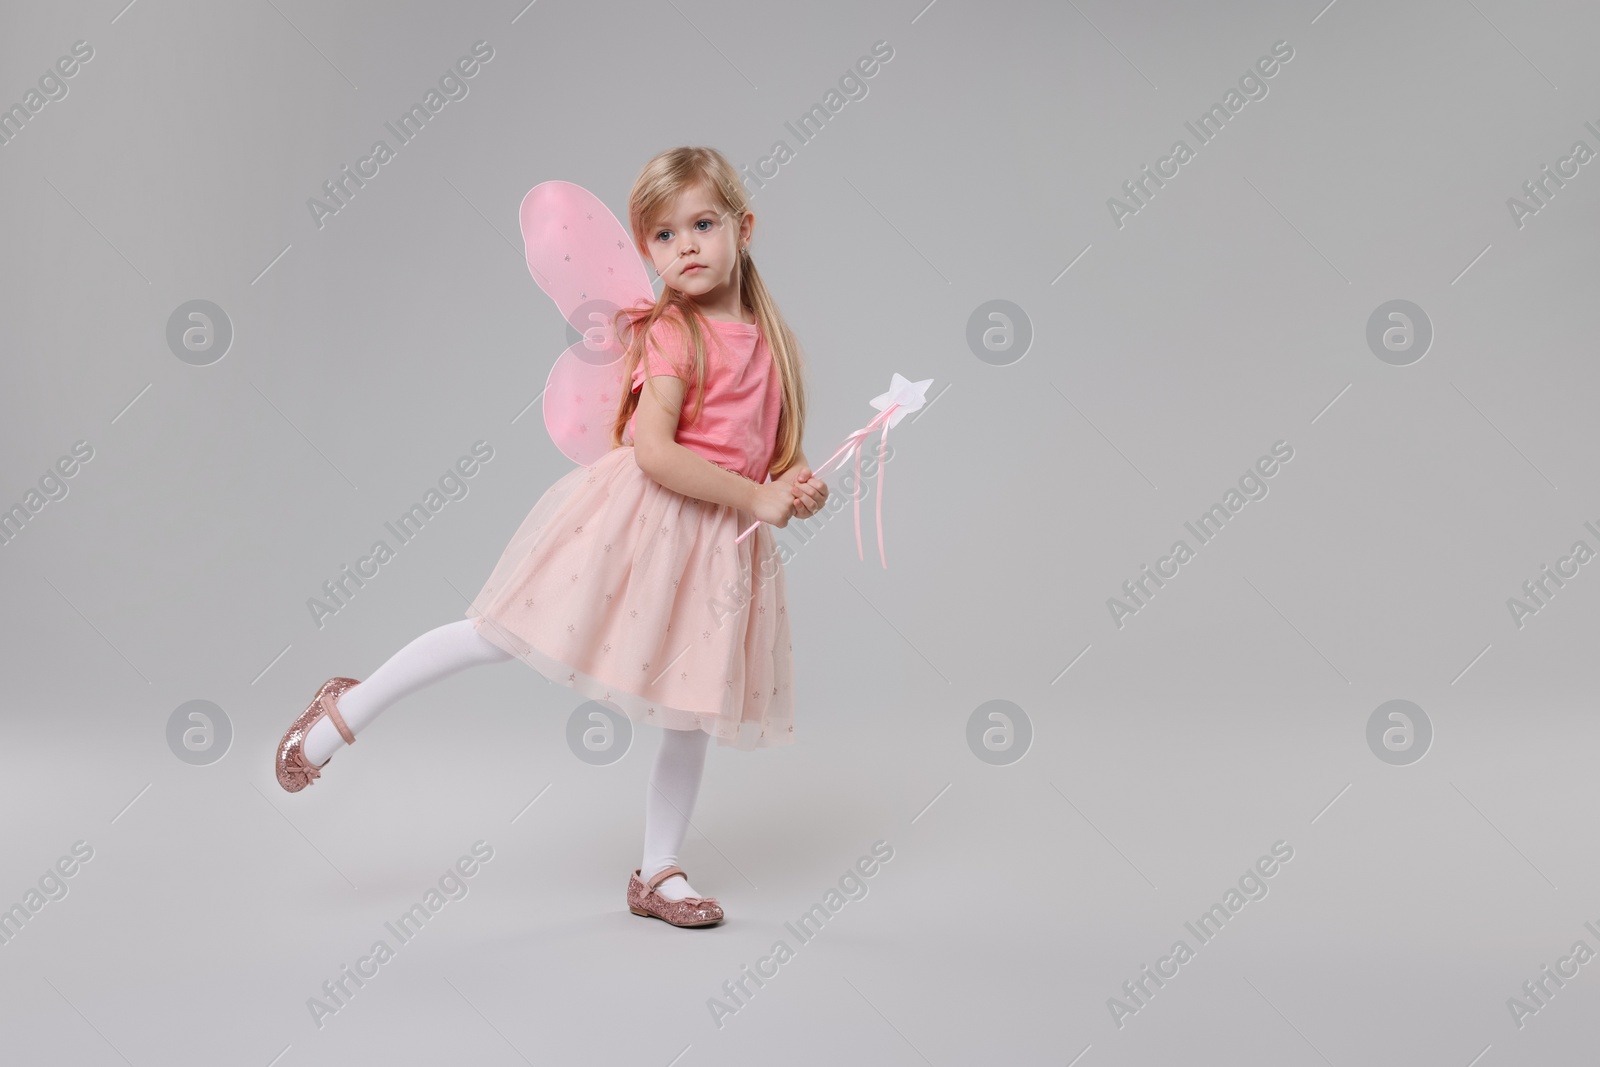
275, 677, 360, 793
628, 866, 725, 927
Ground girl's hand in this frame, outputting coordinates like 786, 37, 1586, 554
786, 467, 828, 519
751, 480, 797, 528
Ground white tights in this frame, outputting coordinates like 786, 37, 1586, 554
301, 619, 712, 901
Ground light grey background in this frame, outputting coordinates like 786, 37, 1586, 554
3, 0, 1599, 1063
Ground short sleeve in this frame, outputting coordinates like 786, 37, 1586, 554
631, 315, 691, 392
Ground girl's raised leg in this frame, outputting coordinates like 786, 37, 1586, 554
302, 618, 513, 765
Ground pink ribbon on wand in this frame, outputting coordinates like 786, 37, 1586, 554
734, 404, 899, 565
734, 374, 932, 567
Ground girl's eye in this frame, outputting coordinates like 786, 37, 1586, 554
655, 217, 717, 241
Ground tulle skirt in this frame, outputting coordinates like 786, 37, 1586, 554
465, 444, 794, 749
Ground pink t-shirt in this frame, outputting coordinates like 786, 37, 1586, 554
625, 313, 782, 481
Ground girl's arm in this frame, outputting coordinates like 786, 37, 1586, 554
632, 373, 760, 513
639, 440, 762, 512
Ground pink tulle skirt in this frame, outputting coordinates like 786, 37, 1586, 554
465, 444, 794, 749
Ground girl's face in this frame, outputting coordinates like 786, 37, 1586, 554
643, 183, 751, 305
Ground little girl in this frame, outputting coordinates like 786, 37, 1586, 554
274, 146, 828, 928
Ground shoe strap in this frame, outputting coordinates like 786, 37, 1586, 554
321, 685, 356, 745
645, 865, 687, 891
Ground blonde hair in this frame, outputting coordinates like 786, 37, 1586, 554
608, 146, 807, 479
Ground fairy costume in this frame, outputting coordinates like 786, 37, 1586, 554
464, 183, 793, 749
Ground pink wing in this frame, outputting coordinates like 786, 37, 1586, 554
519, 181, 656, 465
